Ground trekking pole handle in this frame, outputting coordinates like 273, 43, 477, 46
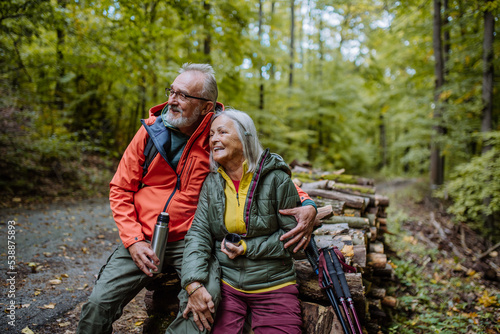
323, 248, 347, 299
331, 249, 352, 299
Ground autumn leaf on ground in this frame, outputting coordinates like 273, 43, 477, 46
135, 320, 144, 326
462, 312, 478, 319
21, 327, 34, 334
41, 303, 56, 309
49, 279, 62, 285
478, 291, 498, 308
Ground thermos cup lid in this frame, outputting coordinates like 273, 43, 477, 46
157, 212, 169, 224
224, 233, 242, 249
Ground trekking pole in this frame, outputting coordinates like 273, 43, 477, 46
324, 248, 358, 334
329, 247, 364, 334
305, 236, 351, 334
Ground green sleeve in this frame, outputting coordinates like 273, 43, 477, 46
181, 180, 214, 288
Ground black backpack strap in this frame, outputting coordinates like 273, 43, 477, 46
143, 136, 159, 178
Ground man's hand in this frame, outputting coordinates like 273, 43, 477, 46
128, 241, 159, 277
182, 282, 215, 331
221, 239, 244, 259
279, 205, 317, 252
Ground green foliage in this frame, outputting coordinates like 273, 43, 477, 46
436, 132, 500, 240
0, 0, 499, 217
0, 90, 113, 199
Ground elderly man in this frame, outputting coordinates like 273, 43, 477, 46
76, 63, 317, 334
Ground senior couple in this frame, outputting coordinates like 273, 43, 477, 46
77, 63, 317, 334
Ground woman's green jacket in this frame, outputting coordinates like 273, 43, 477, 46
181, 149, 301, 291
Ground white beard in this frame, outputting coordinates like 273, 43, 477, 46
165, 104, 202, 129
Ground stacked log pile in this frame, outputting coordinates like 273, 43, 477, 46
291, 166, 395, 333
142, 167, 395, 334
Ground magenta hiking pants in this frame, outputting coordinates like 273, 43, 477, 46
212, 283, 302, 334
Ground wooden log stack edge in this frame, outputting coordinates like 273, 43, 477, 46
292, 166, 395, 334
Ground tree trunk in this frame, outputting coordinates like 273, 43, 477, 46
258, 0, 264, 110
53, 0, 68, 134
443, 0, 450, 76
481, 2, 494, 147
203, 1, 211, 62
379, 112, 386, 169
317, 16, 324, 79
481, 0, 495, 233
430, 0, 446, 187
270, 1, 276, 81
289, 0, 295, 88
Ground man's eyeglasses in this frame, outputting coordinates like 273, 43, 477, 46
165, 88, 211, 102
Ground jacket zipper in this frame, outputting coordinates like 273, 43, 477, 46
162, 119, 211, 212
244, 150, 269, 226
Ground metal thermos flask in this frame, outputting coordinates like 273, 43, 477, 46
150, 212, 169, 274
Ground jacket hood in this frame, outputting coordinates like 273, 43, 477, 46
257, 149, 292, 179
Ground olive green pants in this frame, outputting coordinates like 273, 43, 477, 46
76, 240, 221, 334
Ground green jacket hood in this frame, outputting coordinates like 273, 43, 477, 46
258, 149, 293, 178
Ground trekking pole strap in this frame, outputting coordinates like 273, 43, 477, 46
333, 247, 357, 273
318, 250, 334, 289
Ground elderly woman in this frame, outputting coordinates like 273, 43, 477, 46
180, 108, 305, 334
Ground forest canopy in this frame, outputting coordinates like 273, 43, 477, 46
1, 0, 499, 239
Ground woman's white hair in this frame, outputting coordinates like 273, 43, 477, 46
209, 108, 264, 173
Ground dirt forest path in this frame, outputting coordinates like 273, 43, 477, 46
0, 198, 148, 334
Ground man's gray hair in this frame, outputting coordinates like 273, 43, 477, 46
180, 63, 218, 104
210, 108, 264, 173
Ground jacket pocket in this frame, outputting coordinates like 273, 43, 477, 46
268, 258, 294, 281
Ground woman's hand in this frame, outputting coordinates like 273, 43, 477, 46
182, 282, 215, 331
221, 238, 244, 259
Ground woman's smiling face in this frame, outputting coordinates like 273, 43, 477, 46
210, 115, 245, 168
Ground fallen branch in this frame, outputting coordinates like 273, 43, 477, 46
430, 212, 446, 239
478, 240, 500, 260
485, 259, 500, 277
459, 223, 473, 255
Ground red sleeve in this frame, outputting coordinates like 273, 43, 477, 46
294, 183, 311, 203
109, 125, 148, 248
